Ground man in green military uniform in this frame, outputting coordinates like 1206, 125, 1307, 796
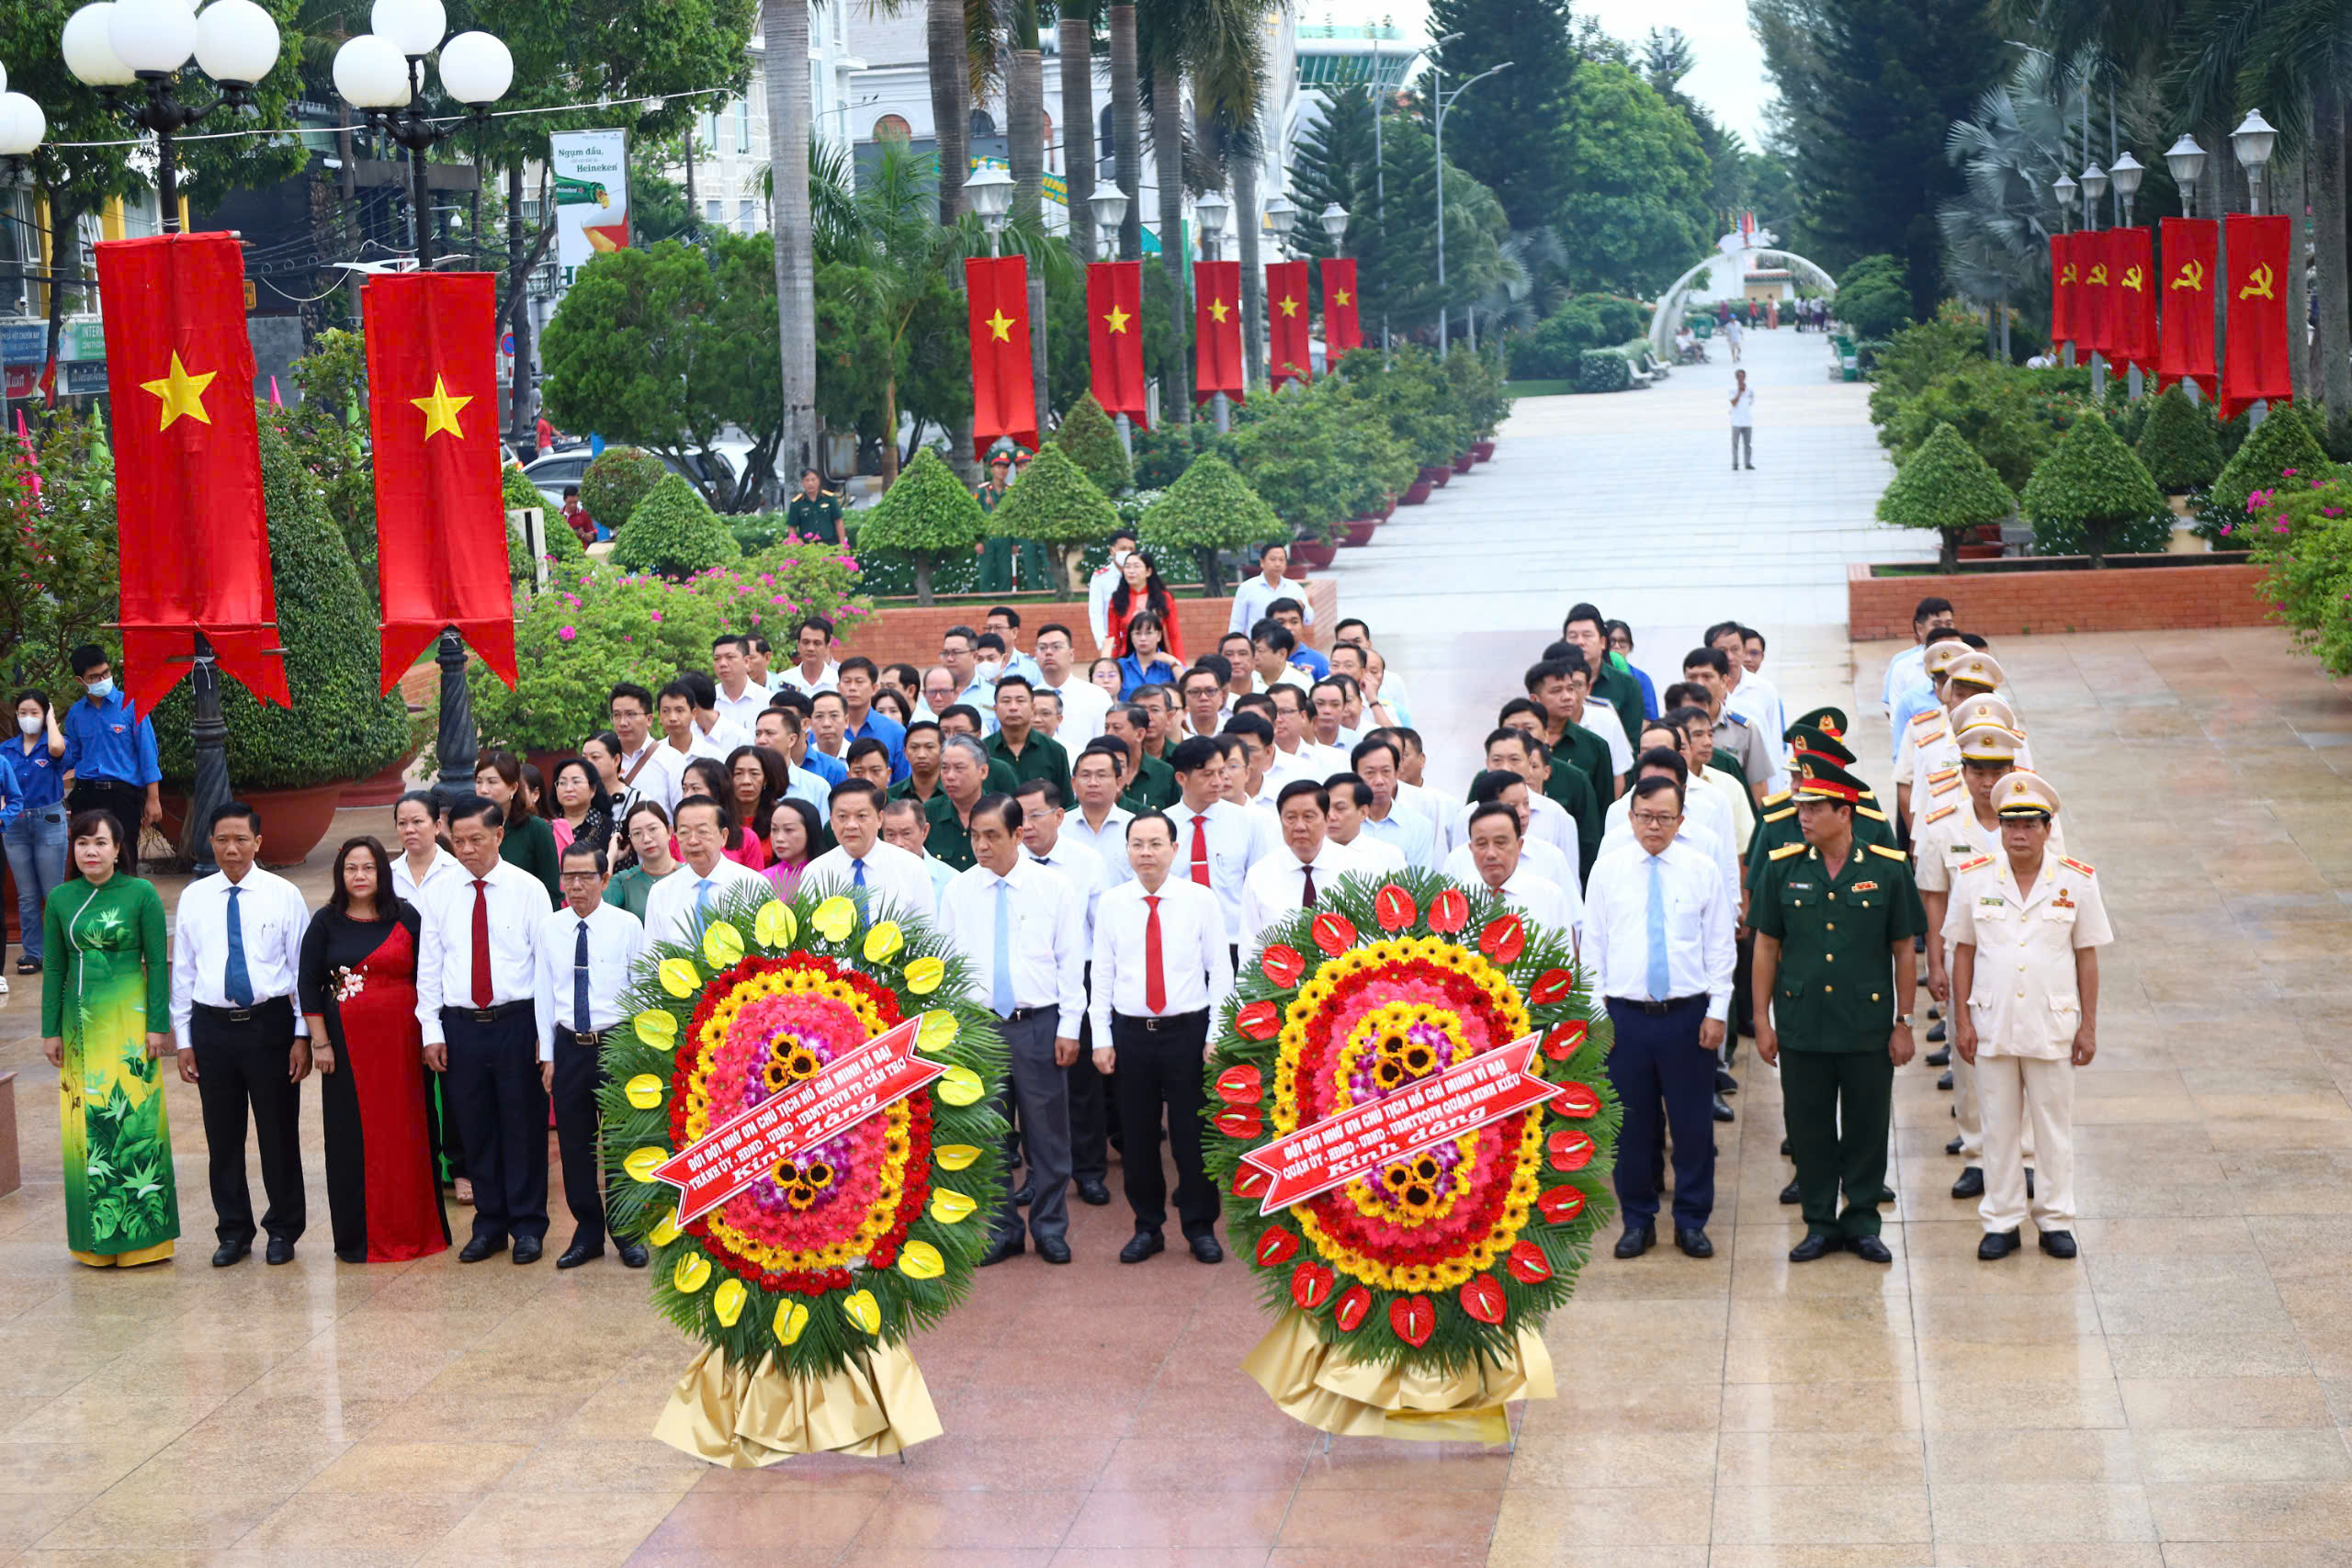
1744, 718, 1903, 886
1752, 758, 1922, 1264
1104, 703, 1178, 811
975, 451, 1015, 592
922, 733, 994, 872
786, 467, 844, 544
986, 676, 1073, 807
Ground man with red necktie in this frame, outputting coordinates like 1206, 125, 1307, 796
1089, 811, 1234, 1264
1238, 781, 1354, 958
1159, 735, 1270, 971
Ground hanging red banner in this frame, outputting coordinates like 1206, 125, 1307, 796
1085, 260, 1148, 427
94, 233, 289, 712
2109, 226, 2157, 378
652, 1015, 946, 1224
966, 254, 1038, 458
1321, 257, 1362, 356
2050, 233, 2075, 354
2076, 230, 2112, 358
2221, 213, 2294, 423
1266, 259, 1313, 385
1193, 258, 1246, 403
2157, 217, 2219, 398
364, 272, 519, 694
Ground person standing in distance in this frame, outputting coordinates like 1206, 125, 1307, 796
1728, 370, 1756, 469
536, 841, 651, 1269
61, 645, 162, 876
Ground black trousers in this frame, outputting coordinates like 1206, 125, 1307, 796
189, 997, 305, 1246
1066, 964, 1114, 1183
441, 1005, 548, 1244
551, 1027, 611, 1250
1605, 997, 1718, 1232
67, 779, 146, 876
1109, 1010, 1218, 1238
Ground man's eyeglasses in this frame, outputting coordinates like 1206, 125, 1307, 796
1630, 811, 1681, 829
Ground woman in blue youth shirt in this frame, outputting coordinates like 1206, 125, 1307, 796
5, 692, 71, 977
1115, 611, 1184, 701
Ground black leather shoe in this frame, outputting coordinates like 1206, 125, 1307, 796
1713, 1093, 1736, 1122
978, 1233, 1025, 1267
265, 1236, 295, 1266
512, 1237, 543, 1265
1927, 1021, 1948, 1043
210, 1240, 250, 1268
1849, 1235, 1894, 1264
1779, 1179, 1801, 1205
1075, 1178, 1112, 1207
1012, 1181, 1035, 1207
458, 1235, 507, 1263
557, 1243, 605, 1269
1675, 1227, 1713, 1258
1924, 1045, 1951, 1066
1937, 1070, 1954, 1090
1118, 1230, 1164, 1264
1927, 1002, 1941, 1020
1038, 1236, 1072, 1264
1879, 1185, 1897, 1204
1780, 1138, 1791, 1156
1188, 1233, 1224, 1264
1614, 1224, 1655, 1259
335, 1248, 366, 1265
1946, 1135, 1964, 1156
1978, 1228, 2021, 1260
1951, 1167, 1984, 1200
1715, 1069, 1738, 1095
618, 1241, 650, 1269
1788, 1232, 1839, 1262
2038, 1229, 2077, 1258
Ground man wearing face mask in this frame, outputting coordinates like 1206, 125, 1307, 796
1088, 528, 1139, 656
62, 645, 162, 875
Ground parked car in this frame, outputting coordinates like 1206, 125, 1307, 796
521, 448, 740, 513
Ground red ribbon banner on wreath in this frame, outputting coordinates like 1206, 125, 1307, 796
1086, 260, 1149, 426
95, 233, 290, 712
365, 272, 520, 694
2157, 217, 2218, 398
2049, 233, 2075, 355
652, 1014, 947, 1224
2221, 213, 2294, 423
1236, 1032, 1559, 1215
967, 254, 1038, 459
1321, 257, 1362, 356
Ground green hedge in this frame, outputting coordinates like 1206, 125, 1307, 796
610, 471, 740, 579
1575, 347, 1635, 394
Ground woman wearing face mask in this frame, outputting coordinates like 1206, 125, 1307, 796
40, 811, 177, 1266
6, 692, 70, 983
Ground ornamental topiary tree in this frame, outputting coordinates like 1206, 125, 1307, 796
2018, 411, 2166, 569
854, 447, 987, 604
580, 446, 668, 533
1141, 454, 1281, 596
2210, 400, 2333, 519
1878, 422, 2018, 570
989, 442, 1120, 599
609, 472, 740, 579
1227, 389, 1351, 546
1052, 391, 1134, 496
2133, 385, 2223, 493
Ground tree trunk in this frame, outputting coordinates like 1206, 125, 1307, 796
1939, 526, 1961, 572
2312, 76, 2352, 432
913, 555, 937, 604
507, 164, 535, 444
1110, 4, 1142, 261
929, 0, 972, 223
42, 191, 76, 391
1007, 23, 1050, 436
2284, 154, 2308, 403
2087, 520, 2108, 570
1154, 77, 1191, 420
1233, 141, 1263, 391
882, 372, 902, 484
1060, 15, 1097, 265
766, 0, 821, 479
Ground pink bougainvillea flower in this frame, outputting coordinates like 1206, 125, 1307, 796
558, 626, 577, 641
650, 611, 663, 622
2284, 468, 2300, 478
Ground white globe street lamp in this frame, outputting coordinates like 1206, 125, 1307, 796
2165, 134, 2206, 218
2233, 109, 2277, 214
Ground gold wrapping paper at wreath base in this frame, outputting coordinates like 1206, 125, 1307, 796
654, 1341, 944, 1466
1240, 1308, 1555, 1444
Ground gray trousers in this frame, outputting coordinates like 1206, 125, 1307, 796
991, 1008, 1072, 1246
1731, 426, 1753, 466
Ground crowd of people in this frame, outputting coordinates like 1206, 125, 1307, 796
11, 560, 2111, 1275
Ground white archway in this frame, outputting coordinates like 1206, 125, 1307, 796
1647, 249, 1841, 359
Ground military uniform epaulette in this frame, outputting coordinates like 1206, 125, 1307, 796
2056, 855, 2096, 877
1760, 788, 1790, 807
1924, 803, 1957, 824
1762, 806, 1793, 823
1910, 709, 1942, 728
1956, 852, 1995, 872
1725, 711, 1749, 728
1856, 805, 1886, 821
1867, 842, 1907, 861
1769, 841, 1806, 861
1927, 766, 1960, 784
1929, 776, 1961, 795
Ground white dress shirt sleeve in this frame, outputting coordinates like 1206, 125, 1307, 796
534, 909, 567, 1061
415, 880, 449, 1047
1088, 888, 1119, 1045
1051, 875, 1088, 1039
1701, 858, 1736, 1021
169, 893, 198, 1053
1201, 885, 1236, 1023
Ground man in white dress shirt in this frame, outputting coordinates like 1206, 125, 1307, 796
1161, 735, 1270, 961
535, 842, 650, 1270
1262, 685, 1342, 789
172, 802, 313, 1267
1091, 812, 1235, 1263
983, 606, 1046, 686
1062, 746, 1135, 885
1178, 665, 1230, 742
1324, 774, 1409, 874
608, 682, 684, 819
802, 779, 938, 918
657, 681, 731, 764
416, 797, 554, 1263
1086, 527, 1139, 653
1466, 802, 1578, 938
1585, 775, 1737, 1261
881, 798, 960, 903
1599, 742, 1739, 901
1015, 779, 1115, 1209
1239, 781, 1359, 956
710, 634, 772, 732
1348, 735, 1436, 869
1031, 621, 1111, 749
642, 797, 774, 950
1227, 542, 1309, 637
1709, 620, 1787, 793
776, 616, 842, 696
1450, 770, 1581, 886
942, 795, 1088, 1266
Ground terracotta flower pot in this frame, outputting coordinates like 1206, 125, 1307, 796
1374, 497, 1396, 521
339, 745, 425, 808
1451, 453, 1475, 474
158, 781, 352, 870
1399, 479, 1433, 506
1419, 464, 1452, 489
1289, 540, 1340, 571
1473, 440, 1497, 462
1340, 518, 1379, 548
1283, 558, 1308, 581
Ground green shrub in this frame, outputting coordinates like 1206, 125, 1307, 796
2134, 386, 2223, 492
1509, 293, 1649, 380
1053, 392, 1134, 496
0, 410, 119, 703
471, 565, 726, 754
580, 446, 668, 532
502, 464, 542, 509
609, 472, 740, 579
1865, 317, 1985, 425
1336, 346, 1473, 468
1877, 422, 2018, 569
2247, 470, 2352, 674
989, 442, 1120, 597
2018, 412, 2167, 567
2211, 401, 2333, 520
1140, 454, 1280, 595
1837, 254, 1914, 339
1878, 362, 2052, 491
684, 542, 874, 642
154, 423, 409, 789
1227, 388, 1353, 545
1131, 421, 1216, 490
1446, 346, 1512, 440
1576, 349, 1633, 393
1325, 384, 1418, 519
850, 447, 987, 604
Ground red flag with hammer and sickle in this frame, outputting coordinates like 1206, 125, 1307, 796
2157, 217, 2218, 398
2109, 226, 2157, 378
2221, 214, 2292, 422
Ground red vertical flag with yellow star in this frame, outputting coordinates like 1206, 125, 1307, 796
967, 255, 1039, 458
1087, 260, 1148, 426
364, 272, 519, 693
1266, 260, 1312, 385
95, 233, 289, 711
1321, 258, 1362, 356
1193, 260, 1246, 404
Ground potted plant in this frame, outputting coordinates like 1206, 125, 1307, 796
1227, 388, 1351, 555
2132, 385, 2224, 551
990, 441, 1121, 597
609, 472, 740, 579
1876, 422, 2018, 570
2019, 411, 2167, 569
470, 567, 726, 757
850, 447, 987, 604
1328, 388, 1415, 539
1450, 347, 1510, 462
1140, 454, 1284, 592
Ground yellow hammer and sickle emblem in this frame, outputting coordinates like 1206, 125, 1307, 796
2059, 264, 2077, 286
2171, 260, 2204, 291
2087, 264, 2109, 287
2122, 265, 2145, 292
2240, 263, 2275, 300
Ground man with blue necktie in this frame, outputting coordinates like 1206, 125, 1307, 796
170, 804, 313, 1266
1580, 774, 1736, 1262
639, 797, 770, 950
535, 842, 650, 1269
802, 780, 937, 918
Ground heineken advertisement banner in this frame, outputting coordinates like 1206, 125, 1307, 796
549, 129, 631, 281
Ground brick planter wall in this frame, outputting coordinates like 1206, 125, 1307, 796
1848, 558, 2270, 640
835, 579, 1340, 668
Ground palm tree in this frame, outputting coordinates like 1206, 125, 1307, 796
1138, 0, 1194, 419
1189, 0, 1271, 384
928, 0, 972, 221
1061, 0, 1102, 264
1110, 2, 1144, 258
1005, 0, 1053, 434
764, 0, 820, 478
